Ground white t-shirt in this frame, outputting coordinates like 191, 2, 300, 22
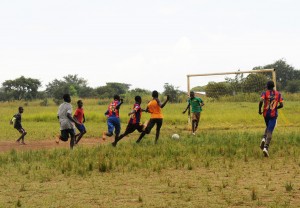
57, 102, 74, 130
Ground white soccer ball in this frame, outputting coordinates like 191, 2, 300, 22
171, 134, 180, 140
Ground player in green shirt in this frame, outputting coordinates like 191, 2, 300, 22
183, 91, 204, 135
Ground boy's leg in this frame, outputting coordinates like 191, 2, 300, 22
69, 129, 76, 149
75, 124, 86, 144
136, 119, 155, 143
106, 118, 114, 137
155, 119, 163, 144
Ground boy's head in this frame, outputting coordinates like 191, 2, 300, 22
18, 106, 24, 113
190, 91, 195, 98
266, 81, 275, 90
135, 96, 142, 104
77, 100, 83, 108
63, 94, 71, 103
114, 95, 120, 101
152, 90, 159, 98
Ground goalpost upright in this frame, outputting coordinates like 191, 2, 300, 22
186, 69, 276, 94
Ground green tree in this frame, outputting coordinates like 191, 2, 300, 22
2, 76, 41, 100
46, 74, 89, 104
285, 80, 300, 93
205, 82, 231, 98
163, 83, 183, 102
95, 82, 131, 99
253, 59, 300, 90
242, 73, 268, 93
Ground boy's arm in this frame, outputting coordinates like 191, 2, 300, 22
116, 99, 124, 110
160, 95, 170, 109
83, 114, 86, 123
277, 102, 283, 109
258, 99, 263, 115
68, 113, 80, 125
183, 103, 190, 114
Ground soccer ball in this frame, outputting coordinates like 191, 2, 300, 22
171, 134, 180, 140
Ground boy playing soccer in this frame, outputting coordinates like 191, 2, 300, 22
104, 95, 123, 142
73, 100, 86, 144
259, 81, 283, 157
112, 95, 145, 147
136, 91, 169, 144
57, 94, 81, 149
182, 91, 205, 135
11, 106, 27, 145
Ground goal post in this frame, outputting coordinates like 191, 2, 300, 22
187, 69, 276, 95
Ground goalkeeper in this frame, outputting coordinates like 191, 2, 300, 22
183, 91, 204, 135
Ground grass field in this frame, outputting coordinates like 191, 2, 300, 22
0, 98, 299, 207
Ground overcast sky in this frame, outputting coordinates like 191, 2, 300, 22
1, 0, 299, 92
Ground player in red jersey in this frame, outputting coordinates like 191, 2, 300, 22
259, 81, 283, 157
73, 100, 86, 144
112, 96, 145, 146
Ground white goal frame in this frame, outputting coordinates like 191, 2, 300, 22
186, 69, 276, 94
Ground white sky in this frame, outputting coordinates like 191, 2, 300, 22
1, 0, 300, 92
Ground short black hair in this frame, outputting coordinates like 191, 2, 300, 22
114, 94, 120, 100
63, 94, 71, 102
266, 81, 275, 90
77, 100, 82, 105
152, 90, 159, 98
135, 96, 141, 103
18, 106, 23, 111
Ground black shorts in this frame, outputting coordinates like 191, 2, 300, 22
60, 129, 75, 141
15, 127, 26, 134
144, 119, 163, 134
123, 123, 144, 135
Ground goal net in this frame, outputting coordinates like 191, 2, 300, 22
185, 69, 277, 130
187, 69, 276, 102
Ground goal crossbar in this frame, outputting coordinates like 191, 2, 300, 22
187, 69, 276, 93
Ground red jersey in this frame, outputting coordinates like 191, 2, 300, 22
261, 90, 283, 118
106, 100, 121, 118
74, 108, 84, 123
129, 103, 142, 124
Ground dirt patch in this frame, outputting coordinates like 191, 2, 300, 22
0, 137, 112, 153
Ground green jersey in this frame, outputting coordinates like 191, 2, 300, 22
188, 97, 203, 113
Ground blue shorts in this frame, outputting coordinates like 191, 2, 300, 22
76, 123, 86, 133
264, 117, 277, 133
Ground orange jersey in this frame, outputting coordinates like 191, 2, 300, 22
147, 99, 163, 119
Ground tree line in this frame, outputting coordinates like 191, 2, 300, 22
0, 74, 185, 104
1, 59, 300, 103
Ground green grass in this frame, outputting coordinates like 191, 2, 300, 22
0, 99, 299, 207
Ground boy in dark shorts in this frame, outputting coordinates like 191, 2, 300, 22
112, 96, 145, 146
136, 91, 169, 144
57, 94, 81, 149
11, 106, 27, 145
73, 100, 86, 144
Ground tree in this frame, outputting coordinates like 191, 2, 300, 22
46, 74, 89, 104
205, 82, 231, 98
95, 82, 131, 99
2, 76, 41, 100
242, 73, 268, 93
253, 59, 300, 90
163, 83, 182, 102
285, 80, 300, 93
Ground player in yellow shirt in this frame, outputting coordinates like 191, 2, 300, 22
136, 90, 169, 144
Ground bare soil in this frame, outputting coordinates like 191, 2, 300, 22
0, 137, 110, 153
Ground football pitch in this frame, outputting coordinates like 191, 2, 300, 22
0, 100, 299, 207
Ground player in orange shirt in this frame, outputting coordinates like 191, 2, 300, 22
136, 90, 169, 144
73, 100, 86, 144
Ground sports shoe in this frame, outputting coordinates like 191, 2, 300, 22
105, 132, 113, 137
192, 132, 196, 136
263, 148, 269, 157
260, 138, 266, 150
